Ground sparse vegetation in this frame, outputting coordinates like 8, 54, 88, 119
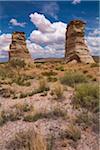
65, 124, 81, 141
41, 70, 57, 76
51, 82, 64, 99
60, 71, 88, 87
38, 78, 49, 93
24, 106, 66, 122
73, 83, 99, 112
75, 111, 93, 128
90, 63, 99, 67
56, 66, 64, 71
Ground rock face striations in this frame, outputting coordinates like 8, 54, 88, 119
9, 32, 31, 60
65, 20, 94, 63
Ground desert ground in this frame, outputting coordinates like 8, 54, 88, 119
0, 59, 99, 150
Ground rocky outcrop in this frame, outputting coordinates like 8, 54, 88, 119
65, 20, 95, 64
9, 32, 31, 60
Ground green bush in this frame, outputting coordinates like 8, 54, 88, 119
74, 83, 99, 112
60, 71, 89, 87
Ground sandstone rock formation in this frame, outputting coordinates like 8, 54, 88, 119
9, 32, 31, 60
65, 20, 95, 64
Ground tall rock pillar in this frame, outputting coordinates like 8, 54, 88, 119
65, 20, 94, 63
9, 32, 31, 60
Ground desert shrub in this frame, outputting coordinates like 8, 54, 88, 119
60, 71, 88, 87
19, 93, 29, 98
35, 63, 42, 68
0, 67, 14, 79
65, 125, 81, 141
0, 109, 22, 124
13, 76, 31, 86
90, 63, 99, 67
0, 88, 14, 98
51, 82, 64, 99
10, 58, 26, 69
38, 78, 49, 93
47, 76, 57, 82
13, 103, 33, 112
75, 112, 93, 128
74, 83, 99, 112
56, 66, 64, 71
47, 135, 54, 150
0, 111, 6, 126
24, 107, 66, 122
76, 111, 99, 132
23, 113, 45, 122
42, 70, 57, 76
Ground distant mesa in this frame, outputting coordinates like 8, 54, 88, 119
9, 20, 95, 64
9, 31, 31, 61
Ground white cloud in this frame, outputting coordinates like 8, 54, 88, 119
41, 2, 59, 20
0, 33, 11, 51
86, 37, 100, 55
0, 30, 1, 34
86, 28, 100, 55
72, 0, 81, 4
29, 13, 55, 33
88, 29, 100, 37
28, 12, 66, 58
9, 18, 26, 27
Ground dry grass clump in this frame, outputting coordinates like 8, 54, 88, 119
0, 109, 22, 125
6, 129, 47, 150
73, 83, 99, 112
47, 76, 58, 82
60, 71, 89, 87
0, 87, 14, 98
41, 70, 57, 77
13, 76, 31, 86
0, 103, 34, 126
24, 105, 66, 122
90, 63, 99, 67
13, 103, 34, 112
51, 82, 64, 99
75, 111, 99, 133
64, 124, 81, 142
75, 111, 93, 128
38, 78, 49, 93
55, 66, 64, 71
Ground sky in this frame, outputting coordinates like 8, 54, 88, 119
0, 0, 99, 62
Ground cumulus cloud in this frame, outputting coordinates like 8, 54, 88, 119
28, 12, 66, 58
10, 18, 26, 27
86, 28, 100, 55
72, 0, 81, 4
0, 33, 11, 51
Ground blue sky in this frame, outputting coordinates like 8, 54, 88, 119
0, 0, 99, 62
